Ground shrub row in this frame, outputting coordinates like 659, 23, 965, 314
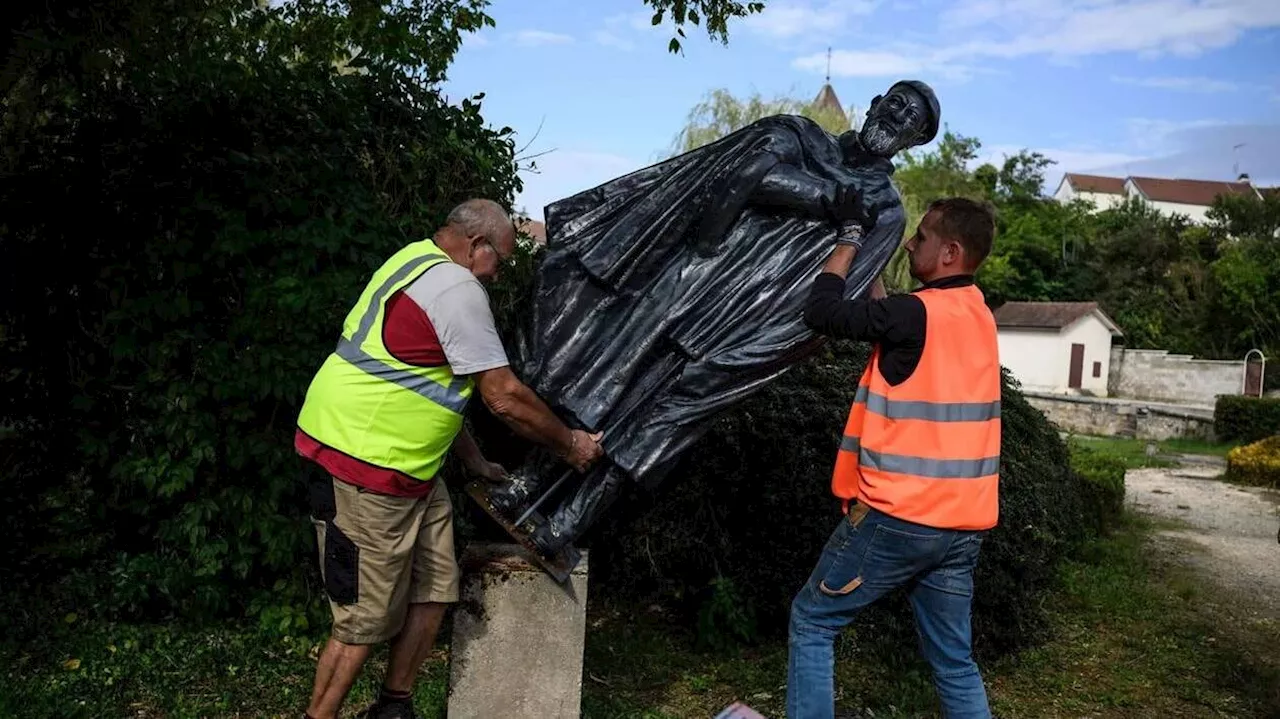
1225, 436, 1280, 489
1214, 395, 1280, 443
536, 338, 1120, 657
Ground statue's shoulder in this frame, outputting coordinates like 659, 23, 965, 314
740, 113, 826, 135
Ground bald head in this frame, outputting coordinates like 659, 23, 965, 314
435, 198, 516, 284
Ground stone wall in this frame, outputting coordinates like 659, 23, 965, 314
1024, 393, 1215, 442
1108, 347, 1243, 406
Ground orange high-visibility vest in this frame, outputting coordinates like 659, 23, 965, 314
832, 284, 1001, 530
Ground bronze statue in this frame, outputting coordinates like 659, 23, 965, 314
466, 81, 941, 579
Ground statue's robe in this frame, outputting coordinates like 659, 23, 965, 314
508, 114, 906, 538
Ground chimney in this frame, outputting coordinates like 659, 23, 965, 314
1238, 172, 1251, 185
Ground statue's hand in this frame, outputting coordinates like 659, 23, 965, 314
823, 181, 877, 230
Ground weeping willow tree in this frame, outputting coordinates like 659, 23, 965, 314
668, 87, 858, 157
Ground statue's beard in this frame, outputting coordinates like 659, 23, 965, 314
860, 121, 905, 156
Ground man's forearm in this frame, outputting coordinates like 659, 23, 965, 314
477, 371, 575, 456
803, 244, 875, 340
453, 426, 485, 468
821, 243, 859, 278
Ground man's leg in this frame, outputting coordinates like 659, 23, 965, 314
787, 505, 939, 719
906, 532, 991, 719
378, 480, 461, 703
306, 476, 425, 719
308, 638, 373, 718
385, 602, 449, 692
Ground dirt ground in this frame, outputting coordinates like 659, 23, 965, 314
1126, 458, 1280, 617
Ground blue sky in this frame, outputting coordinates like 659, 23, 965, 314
440, 0, 1280, 220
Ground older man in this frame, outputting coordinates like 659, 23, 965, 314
294, 198, 603, 719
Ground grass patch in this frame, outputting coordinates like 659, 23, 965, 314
1069, 435, 1237, 468
5, 514, 1277, 718
0, 616, 450, 719
579, 513, 1279, 718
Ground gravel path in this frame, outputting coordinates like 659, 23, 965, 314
1126, 461, 1280, 615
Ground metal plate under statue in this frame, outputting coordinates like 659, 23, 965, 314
467, 80, 941, 581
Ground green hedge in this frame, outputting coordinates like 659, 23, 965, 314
520, 338, 1117, 657
1, 0, 517, 626
1214, 396, 1280, 443
1068, 443, 1128, 524
1225, 435, 1280, 488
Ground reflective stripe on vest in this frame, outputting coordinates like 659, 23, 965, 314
296, 239, 473, 482
830, 284, 1002, 531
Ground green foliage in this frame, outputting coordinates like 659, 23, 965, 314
577, 335, 1115, 655
889, 130, 1280, 370
694, 576, 758, 651
642, 0, 766, 53
1, 0, 519, 619
1066, 442, 1127, 524
1224, 435, 1280, 489
669, 87, 852, 157
1214, 396, 1280, 444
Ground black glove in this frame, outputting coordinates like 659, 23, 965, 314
823, 181, 877, 229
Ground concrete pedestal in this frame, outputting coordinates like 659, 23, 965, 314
447, 543, 589, 719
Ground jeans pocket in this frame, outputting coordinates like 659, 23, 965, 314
323, 522, 360, 605
816, 526, 872, 597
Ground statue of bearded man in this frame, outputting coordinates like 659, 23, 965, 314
476, 80, 942, 567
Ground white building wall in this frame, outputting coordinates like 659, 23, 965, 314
1142, 199, 1213, 223
998, 330, 1064, 393
1060, 315, 1114, 395
998, 315, 1115, 395
1052, 181, 1124, 211
1076, 190, 1126, 211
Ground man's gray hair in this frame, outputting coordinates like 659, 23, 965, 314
445, 198, 513, 240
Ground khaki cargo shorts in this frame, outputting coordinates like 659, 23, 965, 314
308, 473, 460, 645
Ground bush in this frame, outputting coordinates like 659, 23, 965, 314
562, 338, 1111, 656
1, 0, 517, 623
1224, 435, 1280, 488
1068, 442, 1128, 525
1214, 396, 1280, 443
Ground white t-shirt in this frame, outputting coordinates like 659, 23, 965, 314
402, 262, 510, 375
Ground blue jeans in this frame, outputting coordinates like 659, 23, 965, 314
787, 503, 991, 719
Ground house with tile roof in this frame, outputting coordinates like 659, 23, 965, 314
1052, 173, 1129, 211
994, 301, 1124, 396
1053, 172, 1266, 223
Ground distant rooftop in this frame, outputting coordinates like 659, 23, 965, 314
1062, 172, 1263, 206
812, 83, 844, 117
994, 301, 1122, 335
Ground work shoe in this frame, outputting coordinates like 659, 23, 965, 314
352, 699, 419, 719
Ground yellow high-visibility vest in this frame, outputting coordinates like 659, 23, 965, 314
296, 239, 473, 481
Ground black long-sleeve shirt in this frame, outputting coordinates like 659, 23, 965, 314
803, 273, 976, 386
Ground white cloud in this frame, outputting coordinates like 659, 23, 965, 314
1088, 122, 1280, 186
979, 121, 1280, 196
741, 0, 878, 39
977, 143, 1150, 194
593, 30, 636, 51
1112, 75, 1241, 92
799, 0, 1280, 80
794, 48, 927, 77
1123, 117, 1230, 153
937, 0, 1280, 61
510, 29, 574, 47
515, 150, 641, 221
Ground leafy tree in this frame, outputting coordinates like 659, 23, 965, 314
643, 0, 766, 53
0, 0, 518, 623
669, 87, 853, 156
887, 131, 991, 290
